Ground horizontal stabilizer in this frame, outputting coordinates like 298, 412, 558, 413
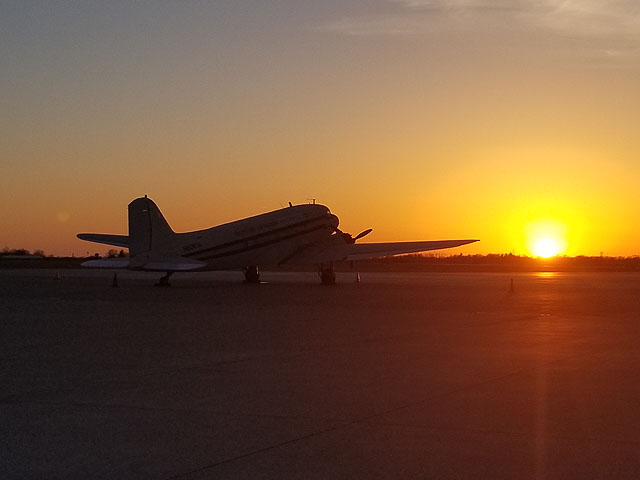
140, 257, 207, 271
81, 256, 206, 271
77, 233, 129, 248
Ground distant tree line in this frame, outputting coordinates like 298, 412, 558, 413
361, 253, 640, 271
1, 247, 46, 257
1, 248, 638, 271
1, 247, 128, 258
106, 249, 128, 258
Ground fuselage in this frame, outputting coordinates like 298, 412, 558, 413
173, 204, 339, 269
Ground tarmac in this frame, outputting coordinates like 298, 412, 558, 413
1, 269, 640, 479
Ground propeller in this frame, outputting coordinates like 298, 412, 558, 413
336, 228, 373, 244
353, 228, 373, 241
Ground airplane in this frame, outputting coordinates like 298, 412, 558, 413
78, 196, 478, 286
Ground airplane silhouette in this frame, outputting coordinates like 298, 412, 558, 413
78, 196, 477, 285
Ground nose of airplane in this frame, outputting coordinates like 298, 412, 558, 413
328, 213, 339, 230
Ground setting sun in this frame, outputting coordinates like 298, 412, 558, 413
532, 237, 561, 258
525, 219, 568, 258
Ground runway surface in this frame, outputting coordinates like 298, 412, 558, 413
2, 269, 640, 479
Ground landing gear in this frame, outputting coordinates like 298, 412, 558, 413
244, 265, 260, 284
155, 272, 173, 287
319, 264, 336, 285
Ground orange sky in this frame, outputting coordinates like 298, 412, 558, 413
2, 2, 639, 257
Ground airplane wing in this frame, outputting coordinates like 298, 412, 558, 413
283, 239, 478, 264
77, 233, 129, 248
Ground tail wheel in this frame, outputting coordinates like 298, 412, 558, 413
155, 272, 173, 287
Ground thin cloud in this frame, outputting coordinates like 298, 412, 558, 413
540, 0, 640, 37
318, 0, 640, 41
390, 0, 536, 13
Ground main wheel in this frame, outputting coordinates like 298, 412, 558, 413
320, 267, 336, 285
244, 266, 260, 283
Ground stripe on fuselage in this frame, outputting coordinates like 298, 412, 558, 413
183, 214, 332, 261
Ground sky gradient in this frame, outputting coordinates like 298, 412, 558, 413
2, 1, 639, 256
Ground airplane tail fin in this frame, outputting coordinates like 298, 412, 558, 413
128, 196, 175, 257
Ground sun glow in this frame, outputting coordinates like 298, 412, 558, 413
532, 237, 561, 258
526, 219, 568, 258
